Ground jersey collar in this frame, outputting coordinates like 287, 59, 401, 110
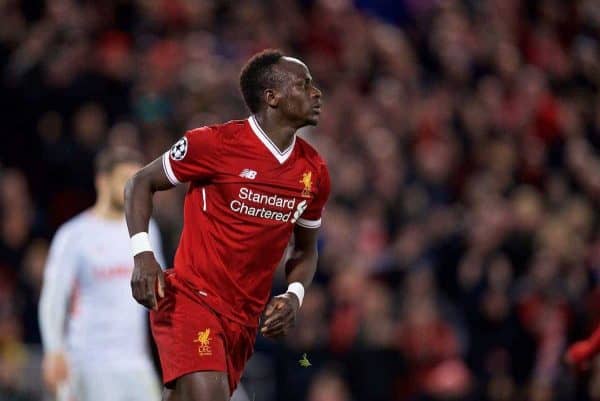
248, 115, 296, 164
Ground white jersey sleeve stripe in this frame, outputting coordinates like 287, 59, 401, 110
162, 151, 181, 185
296, 217, 321, 229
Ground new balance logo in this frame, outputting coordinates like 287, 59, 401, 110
239, 169, 257, 180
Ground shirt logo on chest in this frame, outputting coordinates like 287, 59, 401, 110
300, 171, 313, 198
239, 169, 257, 180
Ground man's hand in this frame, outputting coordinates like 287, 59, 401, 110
131, 252, 164, 310
260, 293, 300, 339
42, 352, 68, 393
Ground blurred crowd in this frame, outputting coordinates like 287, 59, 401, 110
1, 0, 600, 400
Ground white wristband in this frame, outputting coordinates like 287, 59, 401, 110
130, 232, 153, 257
286, 282, 305, 308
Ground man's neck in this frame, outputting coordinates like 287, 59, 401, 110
254, 112, 298, 152
91, 201, 123, 221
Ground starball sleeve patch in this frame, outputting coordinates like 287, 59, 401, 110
170, 137, 188, 161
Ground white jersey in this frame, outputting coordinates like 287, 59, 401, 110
39, 211, 165, 367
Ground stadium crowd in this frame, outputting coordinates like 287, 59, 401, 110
1, 0, 599, 400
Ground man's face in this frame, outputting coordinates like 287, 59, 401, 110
273, 58, 322, 126
104, 162, 142, 210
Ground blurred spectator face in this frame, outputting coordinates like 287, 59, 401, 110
467, 199, 511, 252
530, 248, 560, 290
330, 269, 365, 306
487, 255, 513, 290
0, 170, 30, 208
0, 170, 33, 250
405, 267, 436, 299
393, 223, 427, 267
561, 197, 593, 239
96, 31, 133, 81
512, 187, 544, 232
423, 359, 472, 399
37, 111, 64, 144
1, 210, 30, 250
22, 239, 49, 292
481, 288, 510, 323
73, 103, 107, 150
107, 122, 141, 150
415, 137, 455, 185
495, 41, 521, 80
307, 370, 351, 401
538, 219, 571, 261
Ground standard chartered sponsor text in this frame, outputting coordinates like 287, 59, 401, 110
230, 187, 299, 222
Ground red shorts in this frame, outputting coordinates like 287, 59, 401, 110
150, 270, 257, 394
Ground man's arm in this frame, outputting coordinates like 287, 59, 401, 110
124, 157, 174, 310
261, 226, 319, 338
38, 226, 78, 392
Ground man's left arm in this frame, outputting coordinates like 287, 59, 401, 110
260, 226, 319, 339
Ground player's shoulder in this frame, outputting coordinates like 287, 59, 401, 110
187, 119, 248, 139
295, 136, 328, 169
52, 211, 94, 242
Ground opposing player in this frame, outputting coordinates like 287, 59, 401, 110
39, 147, 164, 401
125, 49, 330, 401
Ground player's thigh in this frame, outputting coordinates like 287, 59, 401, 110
73, 365, 161, 401
118, 367, 162, 401
171, 371, 229, 401
66, 367, 111, 401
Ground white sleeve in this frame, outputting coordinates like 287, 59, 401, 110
39, 225, 79, 353
149, 219, 166, 269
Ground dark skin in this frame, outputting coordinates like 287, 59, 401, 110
124, 57, 322, 401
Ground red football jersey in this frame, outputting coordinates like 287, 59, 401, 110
161, 116, 330, 327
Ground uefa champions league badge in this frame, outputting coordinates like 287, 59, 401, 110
170, 137, 188, 161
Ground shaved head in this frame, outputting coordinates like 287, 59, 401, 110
239, 49, 322, 126
281, 56, 308, 69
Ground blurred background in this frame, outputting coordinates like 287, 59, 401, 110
1, 0, 600, 400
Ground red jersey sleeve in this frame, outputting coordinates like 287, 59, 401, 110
162, 127, 221, 184
296, 162, 331, 229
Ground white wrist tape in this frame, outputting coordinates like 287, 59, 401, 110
286, 282, 305, 308
130, 232, 153, 257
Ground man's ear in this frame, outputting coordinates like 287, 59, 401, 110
264, 88, 280, 108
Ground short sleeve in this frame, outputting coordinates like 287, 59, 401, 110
296, 162, 331, 229
162, 126, 221, 184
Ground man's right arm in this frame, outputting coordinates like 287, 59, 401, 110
124, 157, 174, 310
38, 226, 78, 393
127, 128, 219, 308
